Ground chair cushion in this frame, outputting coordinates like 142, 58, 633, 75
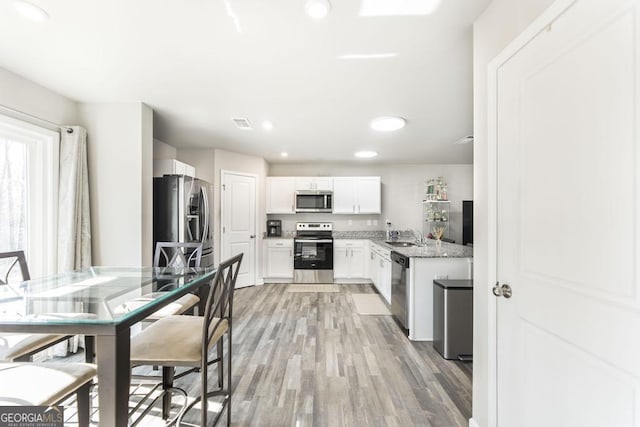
114, 293, 200, 319
0, 334, 68, 362
0, 362, 96, 406
130, 315, 228, 367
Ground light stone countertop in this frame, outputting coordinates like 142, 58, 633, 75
371, 240, 473, 259
264, 231, 473, 258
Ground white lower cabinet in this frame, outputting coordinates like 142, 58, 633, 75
333, 240, 367, 281
264, 239, 294, 282
369, 242, 392, 304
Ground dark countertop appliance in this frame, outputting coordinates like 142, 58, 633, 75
267, 220, 282, 237
153, 175, 213, 267
293, 222, 333, 283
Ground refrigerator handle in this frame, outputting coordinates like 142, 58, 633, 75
201, 183, 210, 243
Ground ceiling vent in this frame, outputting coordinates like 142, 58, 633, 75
231, 117, 253, 130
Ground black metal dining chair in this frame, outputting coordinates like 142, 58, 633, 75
0, 251, 70, 362
113, 242, 203, 320
129, 253, 243, 426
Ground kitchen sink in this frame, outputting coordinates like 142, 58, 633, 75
384, 241, 416, 247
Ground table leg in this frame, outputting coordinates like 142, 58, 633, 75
96, 331, 131, 426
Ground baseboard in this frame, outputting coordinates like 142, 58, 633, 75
469, 418, 480, 427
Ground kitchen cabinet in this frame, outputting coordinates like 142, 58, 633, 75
264, 239, 294, 282
266, 177, 295, 214
369, 242, 392, 303
294, 177, 333, 191
334, 240, 367, 280
332, 177, 381, 214
423, 200, 450, 239
153, 159, 196, 178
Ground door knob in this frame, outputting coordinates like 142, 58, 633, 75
249, 235, 256, 239
501, 284, 512, 298
492, 282, 513, 298
492, 282, 502, 297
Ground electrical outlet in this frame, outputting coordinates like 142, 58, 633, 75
348, 219, 353, 226
367, 220, 372, 226
373, 219, 378, 226
434, 275, 449, 280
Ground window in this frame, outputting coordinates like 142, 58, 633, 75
0, 115, 59, 278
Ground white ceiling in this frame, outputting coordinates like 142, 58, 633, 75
0, 0, 490, 164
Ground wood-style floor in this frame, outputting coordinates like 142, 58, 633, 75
62, 283, 472, 426
219, 283, 472, 427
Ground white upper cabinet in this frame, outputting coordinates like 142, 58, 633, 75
266, 177, 295, 214
332, 177, 381, 214
294, 177, 333, 191
153, 159, 196, 178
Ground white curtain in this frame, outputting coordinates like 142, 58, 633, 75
57, 126, 91, 272
46, 126, 92, 358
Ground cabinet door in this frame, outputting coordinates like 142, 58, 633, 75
266, 245, 293, 278
356, 177, 381, 214
314, 177, 333, 191
333, 246, 350, 278
266, 177, 295, 214
381, 258, 392, 304
349, 246, 366, 278
332, 178, 356, 213
294, 177, 314, 191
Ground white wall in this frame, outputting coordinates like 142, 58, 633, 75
0, 67, 77, 126
153, 139, 177, 160
268, 163, 473, 244
77, 102, 154, 267
472, 1, 555, 426
176, 148, 216, 186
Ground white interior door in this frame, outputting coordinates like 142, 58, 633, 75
221, 171, 256, 288
492, 0, 640, 425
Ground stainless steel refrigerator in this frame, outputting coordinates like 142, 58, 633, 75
153, 175, 213, 267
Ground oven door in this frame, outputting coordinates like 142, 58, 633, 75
294, 239, 333, 270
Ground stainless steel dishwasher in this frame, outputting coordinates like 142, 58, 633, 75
390, 251, 409, 329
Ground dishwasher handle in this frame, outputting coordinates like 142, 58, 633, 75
390, 251, 409, 268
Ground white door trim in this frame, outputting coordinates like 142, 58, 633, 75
486, 0, 578, 425
220, 169, 259, 286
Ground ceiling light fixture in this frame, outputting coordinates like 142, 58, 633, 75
355, 151, 378, 158
339, 53, 397, 60
280, 152, 289, 157
13, 0, 49, 22
305, 0, 331, 19
370, 116, 406, 132
262, 121, 274, 131
359, 0, 441, 16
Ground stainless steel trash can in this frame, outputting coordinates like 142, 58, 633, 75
433, 279, 473, 360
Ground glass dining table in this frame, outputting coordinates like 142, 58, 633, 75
0, 265, 217, 426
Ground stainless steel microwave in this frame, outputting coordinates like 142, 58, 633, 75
295, 191, 333, 212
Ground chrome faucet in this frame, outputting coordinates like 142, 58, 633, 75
412, 229, 426, 246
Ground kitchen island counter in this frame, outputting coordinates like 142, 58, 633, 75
373, 240, 473, 258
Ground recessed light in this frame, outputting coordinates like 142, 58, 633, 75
262, 121, 274, 131
13, 1, 49, 22
355, 151, 378, 158
370, 116, 406, 132
339, 53, 397, 60
359, 0, 441, 16
305, 0, 331, 19
280, 152, 289, 157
